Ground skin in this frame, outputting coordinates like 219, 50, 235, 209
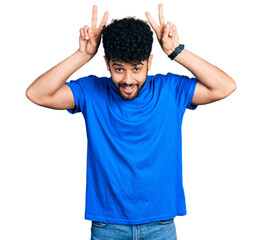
145, 3, 237, 103
78, 5, 154, 101
78, 5, 109, 58
78, 4, 236, 105
26, 4, 236, 113
145, 3, 179, 55
104, 55, 153, 100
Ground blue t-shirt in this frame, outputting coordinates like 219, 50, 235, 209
65, 73, 198, 225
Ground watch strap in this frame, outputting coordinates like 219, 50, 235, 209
168, 44, 185, 60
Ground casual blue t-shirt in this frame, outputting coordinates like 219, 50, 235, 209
65, 73, 198, 225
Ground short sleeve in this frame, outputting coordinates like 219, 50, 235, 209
65, 76, 91, 114
167, 72, 198, 112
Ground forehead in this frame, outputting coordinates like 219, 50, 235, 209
110, 60, 147, 67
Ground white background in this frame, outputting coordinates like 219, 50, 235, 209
1, 0, 261, 239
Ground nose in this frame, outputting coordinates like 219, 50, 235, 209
123, 72, 133, 85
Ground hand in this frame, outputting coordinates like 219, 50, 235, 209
78, 5, 109, 58
145, 3, 180, 56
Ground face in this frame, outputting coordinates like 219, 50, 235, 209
104, 54, 153, 100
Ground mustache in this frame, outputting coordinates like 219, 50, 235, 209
120, 83, 138, 87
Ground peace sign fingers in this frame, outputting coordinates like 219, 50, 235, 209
145, 3, 180, 56
91, 5, 98, 29
97, 10, 109, 32
145, 3, 166, 41
90, 5, 109, 34
158, 3, 165, 27
145, 11, 159, 31
78, 5, 109, 57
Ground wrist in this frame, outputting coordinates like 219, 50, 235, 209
167, 44, 185, 60
166, 44, 180, 56
76, 49, 93, 62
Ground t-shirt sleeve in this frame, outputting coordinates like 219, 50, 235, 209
65, 76, 90, 114
167, 72, 199, 112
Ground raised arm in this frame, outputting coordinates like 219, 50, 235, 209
145, 4, 237, 105
25, 5, 108, 109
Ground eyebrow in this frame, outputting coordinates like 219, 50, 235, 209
112, 63, 124, 67
133, 62, 144, 66
112, 62, 144, 67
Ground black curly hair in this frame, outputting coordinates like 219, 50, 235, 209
102, 17, 153, 64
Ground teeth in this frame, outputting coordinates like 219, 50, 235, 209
124, 86, 134, 89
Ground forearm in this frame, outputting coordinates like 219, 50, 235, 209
174, 49, 236, 93
26, 50, 91, 99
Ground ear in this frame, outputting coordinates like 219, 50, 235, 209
104, 56, 110, 71
147, 54, 153, 70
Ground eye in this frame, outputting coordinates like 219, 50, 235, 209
116, 68, 123, 72
134, 67, 141, 72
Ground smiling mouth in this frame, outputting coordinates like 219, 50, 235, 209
121, 85, 136, 93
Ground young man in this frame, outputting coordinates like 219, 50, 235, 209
26, 4, 236, 240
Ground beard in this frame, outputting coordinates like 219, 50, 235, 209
118, 75, 147, 100
112, 67, 148, 101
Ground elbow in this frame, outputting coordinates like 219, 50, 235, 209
230, 76, 237, 91
25, 87, 40, 104
25, 87, 35, 102
211, 77, 237, 99
223, 78, 237, 97
25, 87, 31, 100
225, 83, 237, 99
229, 80, 237, 94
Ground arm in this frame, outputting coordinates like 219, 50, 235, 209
26, 5, 108, 109
174, 49, 237, 104
25, 51, 91, 108
146, 4, 237, 105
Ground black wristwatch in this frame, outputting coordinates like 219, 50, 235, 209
168, 44, 185, 60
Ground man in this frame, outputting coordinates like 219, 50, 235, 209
26, 4, 236, 240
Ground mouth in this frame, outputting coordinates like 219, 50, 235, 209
121, 85, 136, 93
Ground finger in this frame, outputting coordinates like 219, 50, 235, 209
145, 11, 159, 32
98, 11, 109, 30
168, 24, 174, 37
168, 31, 175, 37
87, 28, 96, 46
168, 25, 176, 38
91, 5, 97, 29
83, 25, 89, 40
158, 3, 165, 27
163, 22, 171, 40
171, 25, 177, 37
166, 22, 174, 37
80, 28, 85, 40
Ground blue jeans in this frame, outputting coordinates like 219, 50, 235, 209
91, 218, 177, 240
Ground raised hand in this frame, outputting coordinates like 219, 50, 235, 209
145, 3, 179, 56
78, 5, 109, 58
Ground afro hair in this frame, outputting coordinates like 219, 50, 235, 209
102, 17, 153, 64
